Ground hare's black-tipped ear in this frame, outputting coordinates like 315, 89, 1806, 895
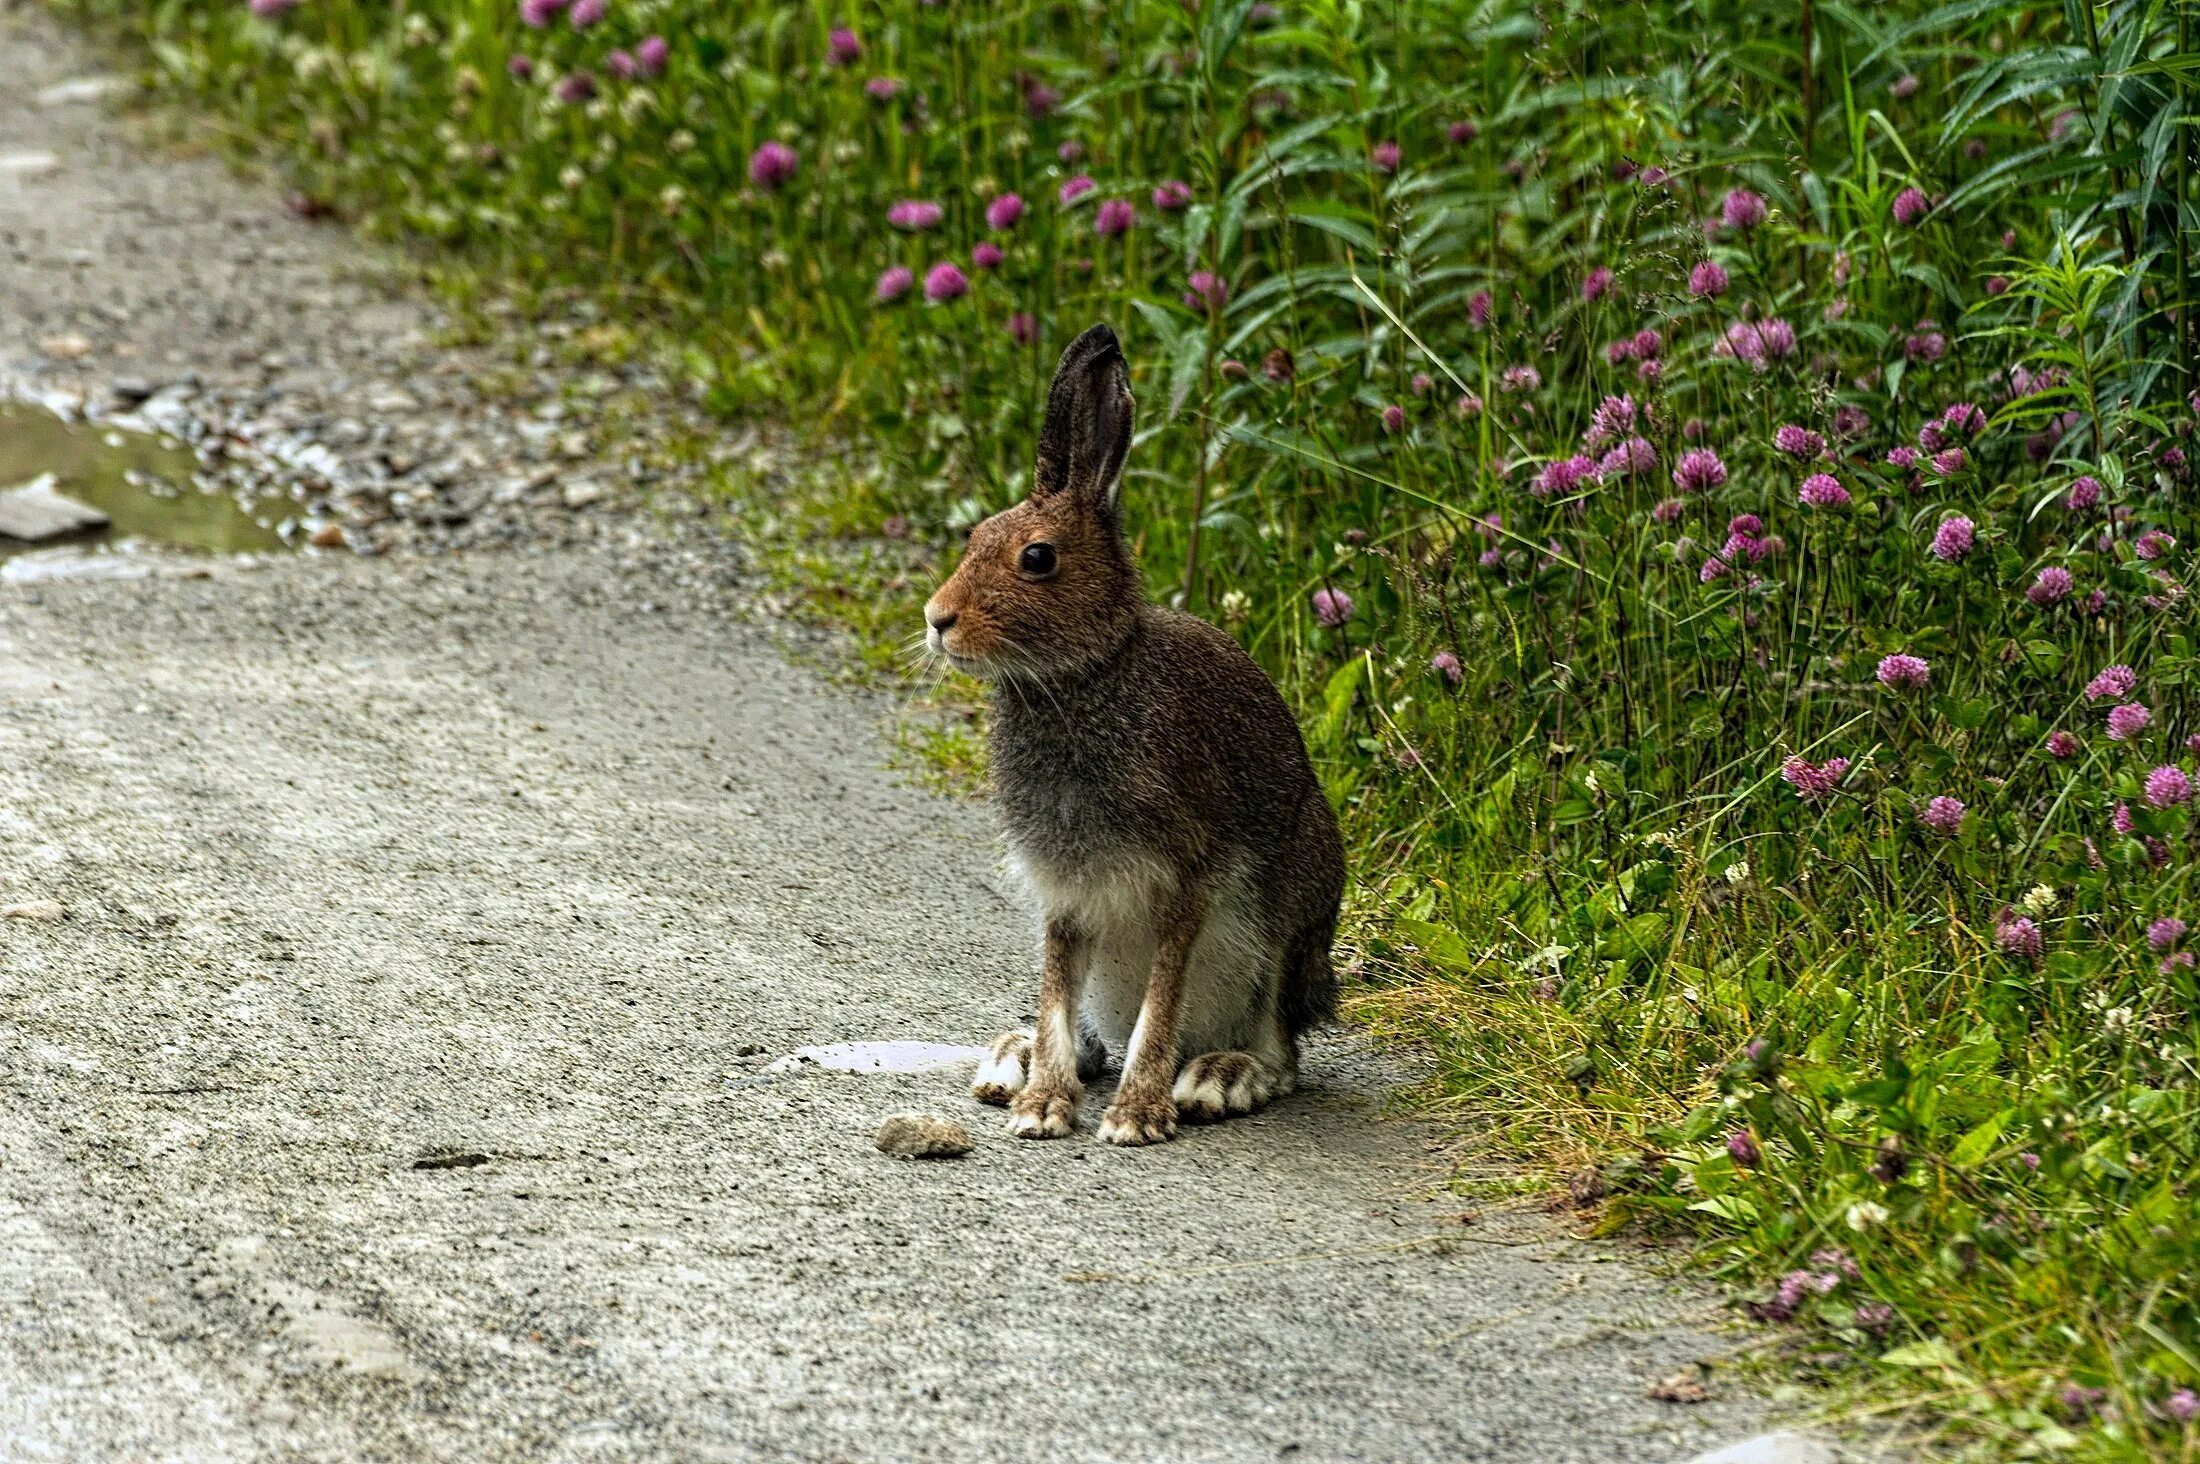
1032, 323, 1134, 511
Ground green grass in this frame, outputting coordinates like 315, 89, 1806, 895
55, 0, 2200, 1453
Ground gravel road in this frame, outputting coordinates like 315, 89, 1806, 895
0, 9, 1799, 1462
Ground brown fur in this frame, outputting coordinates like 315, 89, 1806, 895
929, 324, 1344, 1146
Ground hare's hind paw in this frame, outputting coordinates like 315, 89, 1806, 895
971, 1028, 1032, 1106
1006, 1085, 1081, 1139
1172, 1051, 1287, 1123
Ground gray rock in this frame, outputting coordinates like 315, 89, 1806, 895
109, 375, 153, 405
34, 77, 119, 107
0, 475, 106, 540
874, 1113, 974, 1159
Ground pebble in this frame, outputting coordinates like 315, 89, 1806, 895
36, 331, 92, 359
874, 1113, 974, 1160
0, 150, 61, 179
33, 77, 119, 107
0, 475, 108, 540
0, 901, 67, 922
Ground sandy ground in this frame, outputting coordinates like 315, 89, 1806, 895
0, 8, 1807, 1462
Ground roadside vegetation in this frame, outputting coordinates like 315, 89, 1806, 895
57, 0, 2200, 1452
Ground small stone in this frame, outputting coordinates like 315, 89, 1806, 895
561, 480, 603, 510
0, 152, 62, 180
109, 376, 154, 406
35, 78, 120, 107
0, 476, 109, 541
1648, 1368, 1710, 1404
0, 901, 66, 923
36, 332, 93, 360
875, 1113, 974, 1160
308, 523, 347, 549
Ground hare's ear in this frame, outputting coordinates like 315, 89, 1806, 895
1032, 323, 1134, 512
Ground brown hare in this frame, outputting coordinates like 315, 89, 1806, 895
923, 323, 1344, 1146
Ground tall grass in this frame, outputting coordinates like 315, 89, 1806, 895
57, 0, 2200, 1452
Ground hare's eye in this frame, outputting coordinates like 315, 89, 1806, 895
1018, 542, 1059, 578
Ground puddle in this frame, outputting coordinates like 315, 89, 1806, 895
0, 402, 296, 568
763, 1041, 987, 1076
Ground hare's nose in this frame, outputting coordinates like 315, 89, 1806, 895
928, 610, 959, 634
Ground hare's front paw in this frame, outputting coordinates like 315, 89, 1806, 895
971, 1028, 1033, 1106
1098, 1092, 1178, 1147
1006, 1084, 1081, 1139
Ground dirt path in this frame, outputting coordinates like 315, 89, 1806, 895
0, 11, 1801, 1462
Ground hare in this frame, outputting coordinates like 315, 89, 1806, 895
924, 323, 1344, 1146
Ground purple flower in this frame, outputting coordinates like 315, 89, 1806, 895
985, 193, 1025, 231
1942, 401, 1986, 436
1447, 119, 1478, 144
1057, 140, 1085, 163
1370, 141, 1401, 173
1906, 327, 1947, 363
1533, 455, 1598, 498
1919, 795, 1966, 836
554, 70, 596, 103
518, 0, 567, 27
1886, 446, 1920, 470
1598, 438, 1658, 479
1152, 180, 1194, 210
1094, 199, 1136, 237
1891, 72, 1920, 99
1699, 556, 1730, 583
1830, 406, 1870, 440
1501, 364, 1541, 393
1455, 393, 1482, 417
1431, 651, 1463, 685
888, 199, 945, 231
826, 25, 862, 66
1057, 175, 1096, 206
1930, 515, 1975, 561
1005, 311, 1037, 347
971, 242, 1003, 270
1468, 290, 1493, 327
1877, 653, 1931, 692
605, 49, 637, 80
1380, 404, 1407, 435
1312, 587, 1355, 629
1022, 82, 1060, 118
2048, 730, 2081, 759
1726, 1129, 1761, 1166
864, 76, 904, 99
2148, 766, 2194, 807
2115, 801, 2137, 835
1781, 755, 1850, 801
506, 53, 535, 79
1183, 270, 1228, 312
1721, 188, 1768, 231
2166, 1389, 2200, 1424
566, 0, 606, 24
2085, 664, 2137, 702
1996, 915, 2043, 959
1672, 447, 1727, 494
1891, 186, 1930, 226
1688, 259, 1730, 297
2137, 529, 2176, 561
1759, 319, 1797, 358
1775, 424, 1825, 459
249, 0, 303, 14
2028, 566, 2073, 604
1652, 498, 1684, 524
1632, 327, 1662, 358
748, 141, 799, 191
636, 35, 669, 74
1584, 393, 1637, 448
2108, 703, 2152, 741
874, 266, 914, 303
1799, 473, 1851, 508
1931, 447, 1967, 476
922, 262, 968, 302
1581, 266, 1613, 302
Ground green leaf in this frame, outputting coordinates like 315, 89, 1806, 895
1947, 1110, 2009, 1168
